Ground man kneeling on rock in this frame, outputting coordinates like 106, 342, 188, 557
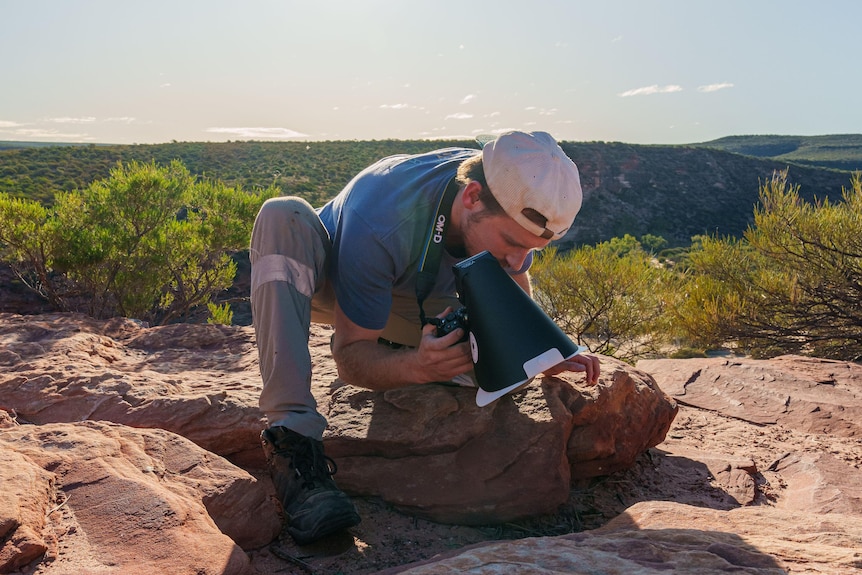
250, 130, 601, 544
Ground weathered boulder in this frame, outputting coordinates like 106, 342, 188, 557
0, 449, 55, 572
0, 420, 280, 574
325, 358, 678, 524
768, 451, 862, 515
376, 501, 862, 574
655, 445, 759, 506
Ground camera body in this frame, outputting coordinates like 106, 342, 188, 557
434, 306, 469, 342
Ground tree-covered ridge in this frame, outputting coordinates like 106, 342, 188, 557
0, 138, 857, 249
0, 140, 477, 206
556, 141, 853, 248
695, 134, 862, 172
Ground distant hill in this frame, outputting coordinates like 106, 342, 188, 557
0, 140, 463, 206
557, 141, 853, 248
0, 139, 857, 249
0, 141, 111, 151
692, 134, 862, 172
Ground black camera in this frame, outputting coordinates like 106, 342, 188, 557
432, 307, 469, 342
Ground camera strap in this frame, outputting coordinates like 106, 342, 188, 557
416, 177, 460, 326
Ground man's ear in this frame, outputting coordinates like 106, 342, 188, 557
461, 181, 483, 210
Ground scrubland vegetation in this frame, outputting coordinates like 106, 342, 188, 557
532, 170, 862, 362
0, 160, 277, 325
1, 148, 860, 362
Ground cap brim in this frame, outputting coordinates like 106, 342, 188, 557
475, 345, 588, 407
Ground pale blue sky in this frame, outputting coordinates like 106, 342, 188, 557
1, 0, 859, 145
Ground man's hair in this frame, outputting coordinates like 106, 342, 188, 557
457, 154, 549, 229
456, 155, 503, 217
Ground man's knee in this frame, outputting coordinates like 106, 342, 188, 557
256, 196, 319, 233
252, 197, 329, 258
250, 196, 331, 301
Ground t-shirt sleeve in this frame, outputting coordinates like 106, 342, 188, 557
329, 208, 396, 330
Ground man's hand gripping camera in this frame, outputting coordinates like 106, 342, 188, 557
430, 307, 469, 343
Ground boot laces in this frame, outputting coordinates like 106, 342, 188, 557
276, 436, 338, 490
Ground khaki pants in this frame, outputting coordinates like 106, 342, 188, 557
250, 196, 459, 439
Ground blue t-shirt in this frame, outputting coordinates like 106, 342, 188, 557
317, 147, 532, 330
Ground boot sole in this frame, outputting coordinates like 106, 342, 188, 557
287, 507, 361, 545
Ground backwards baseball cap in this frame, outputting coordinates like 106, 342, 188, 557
481, 130, 583, 240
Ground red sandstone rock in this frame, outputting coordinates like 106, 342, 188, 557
0, 420, 279, 574
324, 356, 678, 524
4, 313, 861, 574
637, 355, 862, 436
0, 450, 54, 572
0, 312, 267, 468
376, 502, 862, 574
1, 312, 678, 525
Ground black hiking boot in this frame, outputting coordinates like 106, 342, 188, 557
261, 426, 361, 545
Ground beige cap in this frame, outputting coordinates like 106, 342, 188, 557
482, 130, 583, 240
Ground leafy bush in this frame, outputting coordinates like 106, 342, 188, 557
678, 170, 862, 359
669, 235, 752, 352
639, 233, 668, 254
0, 160, 278, 325
207, 302, 234, 326
531, 240, 681, 363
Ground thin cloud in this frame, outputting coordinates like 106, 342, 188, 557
11, 128, 93, 140
445, 113, 473, 120
698, 82, 735, 93
205, 127, 308, 139
380, 103, 409, 110
47, 116, 97, 124
526, 107, 558, 116
104, 117, 137, 124
460, 94, 476, 105
618, 85, 683, 97
0, 120, 24, 128
421, 132, 475, 140
484, 127, 520, 136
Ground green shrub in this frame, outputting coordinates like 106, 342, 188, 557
669, 347, 708, 359
207, 302, 234, 326
0, 160, 278, 324
679, 170, 862, 360
531, 241, 682, 363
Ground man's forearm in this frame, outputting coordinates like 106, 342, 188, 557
333, 340, 432, 391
